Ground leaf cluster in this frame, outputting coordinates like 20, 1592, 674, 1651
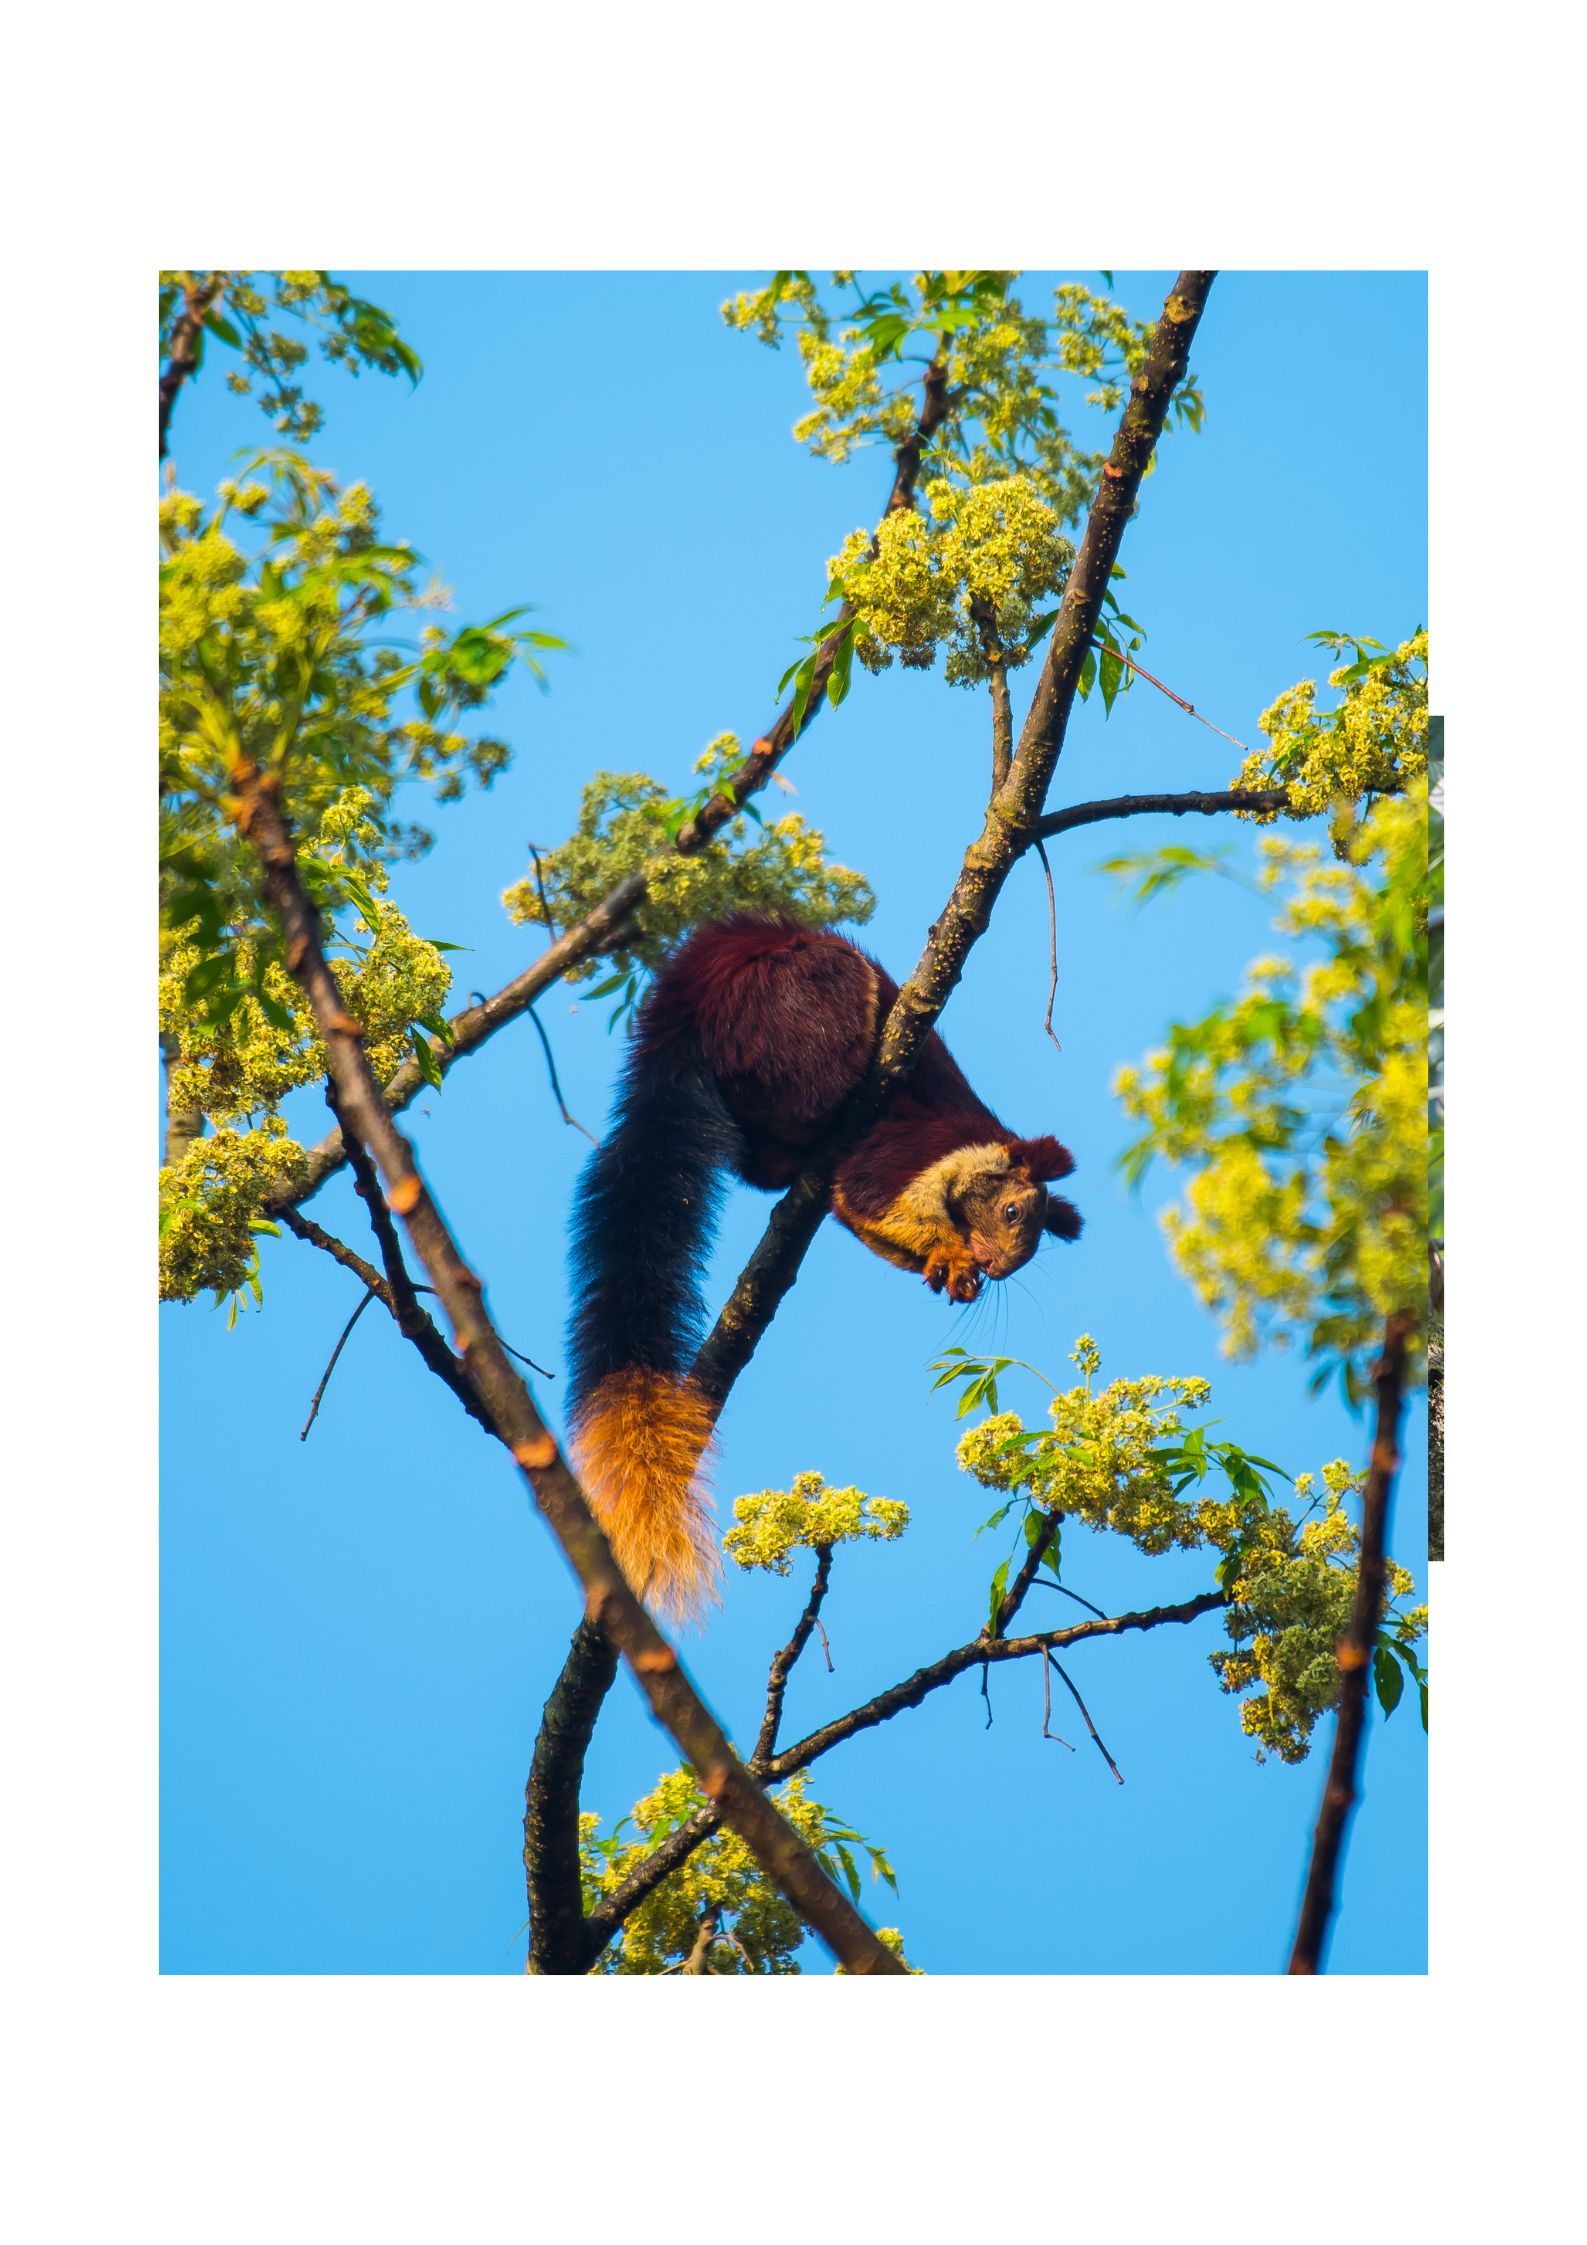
945, 1336, 1426, 1762
501, 735, 875, 1004
1113, 781, 1431, 1387
160, 271, 422, 443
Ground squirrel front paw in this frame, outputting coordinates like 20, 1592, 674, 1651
925, 1248, 984, 1303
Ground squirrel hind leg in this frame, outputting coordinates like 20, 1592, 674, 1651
570, 1368, 721, 1622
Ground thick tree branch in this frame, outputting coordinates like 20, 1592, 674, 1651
159, 272, 225, 457
692, 273, 1215, 1410
524, 1620, 621, 1974
1288, 1309, 1414, 1974
582, 1590, 1225, 1954
228, 762, 903, 1978
267, 353, 952, 1224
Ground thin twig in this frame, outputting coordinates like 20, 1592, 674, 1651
1032, 839, 1062, 1055
752, 1545, 835, 1768
1044, 1652, 1124, 1783
299, 1286, 377, 1439
1099, 643, 1249, 752
527, 1005, 597, 1144
1040, 1648, 1075, 1749
525, 841, 558, 935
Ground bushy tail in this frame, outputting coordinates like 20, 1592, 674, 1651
567, 1031, 741, 1619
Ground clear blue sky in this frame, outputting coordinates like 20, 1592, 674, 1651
160, 270, 1428, 1975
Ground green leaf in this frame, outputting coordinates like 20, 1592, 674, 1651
408, 1025, 443, 1091
975, 1501, 1016, 1539
1077, 646, 1097, 701
827, 624, 856, 709
1373, 1646, 1404, 1719
204, 310, 243, 349
988, 1558, 1011, 1628
833, 1841, 862, 1902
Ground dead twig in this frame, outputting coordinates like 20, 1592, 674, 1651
299, 1285, 378, 1440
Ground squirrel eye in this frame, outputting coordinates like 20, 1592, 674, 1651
1003, 1202, 1019, 1222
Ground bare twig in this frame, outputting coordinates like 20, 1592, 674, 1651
527, 1005, 597, 1143
1289, 1309, 1415, 1974
1044, 1652, 1124, 1784
1032, 840, 1062, 1054
1040, 1648, 1074, 1749
227, 761, 903, 1979
1103, 644, 1249, 752
299, 1286, 377, 1440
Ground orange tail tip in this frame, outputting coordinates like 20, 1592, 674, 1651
570, 1368, 721, 1622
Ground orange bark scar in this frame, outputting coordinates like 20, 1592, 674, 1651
387, 1176, 422, 1214
513, 1433, 557, 1471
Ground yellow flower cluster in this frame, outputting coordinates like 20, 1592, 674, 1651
502, 737, 874, 980
1234, 631, 1428, 818
579, 1769, 904, 1974
158, 1121, 306, 1304
830, 471, 1073, 687
1116, 786, 1429, 1369
952, 1338, 1427, 1762
723, 1470, 910, 1576
160, 794, 455, 1303
956, 1336, 1212, 1557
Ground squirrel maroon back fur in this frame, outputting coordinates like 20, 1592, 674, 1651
568, 917, 1081, 1615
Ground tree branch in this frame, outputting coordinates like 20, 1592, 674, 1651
228, 761, 903, 1978
754, 1545, 836, 1766
1288, 1309, 1415, 1974
582, 1590, 1225, 1954
523, 1619, 621, 1974
159, 272, 225, 457
1035, 785, 1295, 840
992, 1510, 1061, 1637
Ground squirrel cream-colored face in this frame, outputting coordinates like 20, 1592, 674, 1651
955, 1164, 1047, 1280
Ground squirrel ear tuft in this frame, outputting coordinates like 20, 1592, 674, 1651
1043, 1194, 1083, 1243
1009, 1134, 1075, 1184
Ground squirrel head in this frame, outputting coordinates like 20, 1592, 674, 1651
950, 1138, 1082, 1281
